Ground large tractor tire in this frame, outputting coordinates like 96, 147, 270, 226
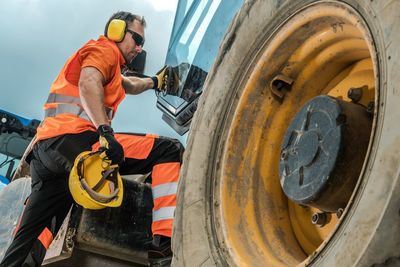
172, 0, 400, 266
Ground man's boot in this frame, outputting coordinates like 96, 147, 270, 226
148, 235, 172, 267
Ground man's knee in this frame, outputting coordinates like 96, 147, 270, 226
169, 138, 185, 158
157, 138, 184, 162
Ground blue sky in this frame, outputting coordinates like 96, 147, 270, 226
0, 0, 184, 141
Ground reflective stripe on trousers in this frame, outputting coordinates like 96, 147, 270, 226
152, 206, 176, 222
152, 182, 178, 222
152, 182, 178, 199
151, 162, 180, 237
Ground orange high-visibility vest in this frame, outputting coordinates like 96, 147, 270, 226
36, 36, 126, 141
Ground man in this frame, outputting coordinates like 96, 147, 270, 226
0, 11, 182, 267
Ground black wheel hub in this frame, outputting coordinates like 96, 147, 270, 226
279, 95, 371, 211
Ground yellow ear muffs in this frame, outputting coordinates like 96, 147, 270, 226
107, 19, 127, 42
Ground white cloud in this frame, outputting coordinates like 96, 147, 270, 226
147, 0, 178, 12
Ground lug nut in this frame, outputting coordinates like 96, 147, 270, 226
347, 87, 365, 103
311, 212, 327, 226
366, 101, 374, 114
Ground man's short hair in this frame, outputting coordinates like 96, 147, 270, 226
104, 11, 146, 37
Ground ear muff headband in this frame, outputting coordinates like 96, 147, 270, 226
107, 19, 127, 42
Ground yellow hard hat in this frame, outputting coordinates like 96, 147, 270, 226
69, 151, 123, 210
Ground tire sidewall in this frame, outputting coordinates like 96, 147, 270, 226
173, 1, 400, 266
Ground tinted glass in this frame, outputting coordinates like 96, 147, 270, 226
158, 0, 243, 116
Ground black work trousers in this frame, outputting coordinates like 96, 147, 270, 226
0, 131, 184, 267
0, 131, 98, 267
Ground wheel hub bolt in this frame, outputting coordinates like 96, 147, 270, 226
367, 101, 374, 114
347, 86, 365, 103
311, 212, 327, 226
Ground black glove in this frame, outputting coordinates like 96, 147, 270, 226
151, 65, 180, 96
97, 125, 124, 164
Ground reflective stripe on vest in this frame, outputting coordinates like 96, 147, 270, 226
46, 93, 82, 105
153, 206, 175, 222
45, 104, 91, 121
45, 93, 114, 120
152, 182, 178, 199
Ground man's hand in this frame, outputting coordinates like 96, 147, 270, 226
97, 125, 124, 164
151, 66, 180, 96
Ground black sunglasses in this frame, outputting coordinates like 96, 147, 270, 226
126, 29, 144, 47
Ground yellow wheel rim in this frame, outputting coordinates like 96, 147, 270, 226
213, 2, 377, 266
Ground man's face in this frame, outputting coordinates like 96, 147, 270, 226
118, 19, 145, 63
